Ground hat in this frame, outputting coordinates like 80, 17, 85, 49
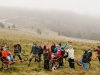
69, 45, 72, 47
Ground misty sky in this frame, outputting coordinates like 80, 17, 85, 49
0, 0, 100, 16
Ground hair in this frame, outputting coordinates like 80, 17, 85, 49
0, 47, 3, 51
33, 42, 36, 45
52, 42, 55, 46
59, 43, 61, 46
97, 46, 100, 49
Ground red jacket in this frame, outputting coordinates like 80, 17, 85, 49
44, 45, 51, 59
55, 50, 62, 57
1, 50, 9, 57
94, 49, 100, 57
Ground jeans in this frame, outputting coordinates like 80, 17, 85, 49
80, 58, 83, 65
80, 58, 88, 70
83, 63, 88, 70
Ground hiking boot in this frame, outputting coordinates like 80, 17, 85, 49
20, 60, 23, 63
68, 67, 75, 70
59, 66, 63, 68
77, 62, 82, 66
28, 63, 30, 67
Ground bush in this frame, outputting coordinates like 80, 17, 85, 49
37, 28, 42, 35
0, 22, 5, 28
12, 24, 15, 28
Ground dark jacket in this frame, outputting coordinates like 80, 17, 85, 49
38, 46, 43, 54
30, 44, 39, 54
14, 44, 21, 53
51, 45, 56, 53
82, 53, 88, 63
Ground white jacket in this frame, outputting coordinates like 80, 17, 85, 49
66, 48, 74, 59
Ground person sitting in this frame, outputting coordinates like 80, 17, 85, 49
1, 47, 12, 68
8, 52, 15, 64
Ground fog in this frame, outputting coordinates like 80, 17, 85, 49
0, 0, 100, 40
0, 0, 100, 17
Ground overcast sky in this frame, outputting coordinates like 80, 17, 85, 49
0, 0, 100, 16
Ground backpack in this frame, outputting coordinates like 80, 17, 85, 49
87, 50, 92, 61
82, 50, 92, 63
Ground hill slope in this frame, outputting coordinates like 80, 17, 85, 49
0, 6, 100, 40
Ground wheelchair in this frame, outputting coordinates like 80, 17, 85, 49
1, 56, 14, 69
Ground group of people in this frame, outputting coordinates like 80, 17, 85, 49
27, 42, 75, 70
0, 41, 100, 71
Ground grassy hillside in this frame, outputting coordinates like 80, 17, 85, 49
0, 6, 100, 40
0, 28, 100, 75
5, 8, 100, 40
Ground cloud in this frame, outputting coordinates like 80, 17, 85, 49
0, 0, 100, 16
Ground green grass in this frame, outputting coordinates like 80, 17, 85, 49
0, 28, 100, 75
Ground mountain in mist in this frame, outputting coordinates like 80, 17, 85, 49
0, 7, 100, 40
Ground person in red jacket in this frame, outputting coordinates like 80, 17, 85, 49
94, 46, 100, 62
43, 43, 51, 70
1, 48, 9, 58
55, 48, 62, 57
1, 47, 12, 68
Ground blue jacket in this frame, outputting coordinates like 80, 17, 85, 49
54, 44, 67, 53
30, 44, 39, 54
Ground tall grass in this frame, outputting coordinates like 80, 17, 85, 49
0, 29, 100, 75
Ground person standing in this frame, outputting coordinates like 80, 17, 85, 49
38, 44, 43, 61
35, 44, 43, 62
51, 42, 56, 53
13, 42, 22, 62
66, 45, 75, 69
28, 42, 39, 67
43, 43, 51, 70
54, 43, 67, 53
94, 46, 100, 62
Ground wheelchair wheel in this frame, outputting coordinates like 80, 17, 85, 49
2, 62, 8, 70
21, 50, 25, 55
24, 57, 28, 61
21, 58, 25, 62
